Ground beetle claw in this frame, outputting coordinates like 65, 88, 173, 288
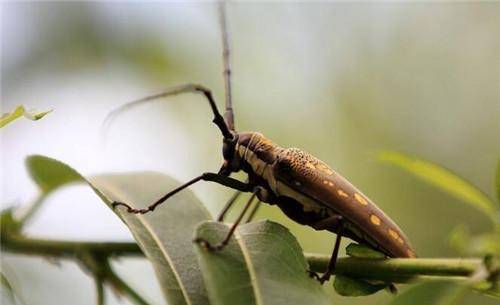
307, 270, 321, 281
193, 238, 226, 252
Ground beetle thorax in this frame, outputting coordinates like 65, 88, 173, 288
234, 132, 282, 177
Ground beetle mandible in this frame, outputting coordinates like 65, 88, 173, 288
107, 2, 416, 284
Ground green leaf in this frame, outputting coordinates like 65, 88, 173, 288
24, 155, 211, 305
345, 243, 386, 259
387, 281, 467, 305
333, 275, 387, 296
0, 105, 51, 128
194, 220, 331, 305
91, 173, 212, 305
379, 151, 497, 217
26, 155, 84, 194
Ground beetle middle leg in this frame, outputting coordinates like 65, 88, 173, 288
194, 190, 261, 251
317, 216, 344, 284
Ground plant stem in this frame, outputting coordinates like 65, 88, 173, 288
306, 254, 482, 282
93, 275, 105, 305
106, 268, 151, 305
14, 194, 45, 227
2, 233, 141, 257
2, 231, 485, 283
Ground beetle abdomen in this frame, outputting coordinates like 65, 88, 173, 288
273, 148, 416, 258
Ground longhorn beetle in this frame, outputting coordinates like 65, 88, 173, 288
108, 2, 416, 284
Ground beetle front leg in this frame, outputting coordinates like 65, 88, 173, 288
112, 172, 252, 214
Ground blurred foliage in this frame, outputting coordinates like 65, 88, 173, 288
378, 151, 497, 219
379, 151, 500, 258
0, 105, 51, 128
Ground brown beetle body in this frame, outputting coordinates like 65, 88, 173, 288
230, 132, 415, 258
109, 4, 416, 284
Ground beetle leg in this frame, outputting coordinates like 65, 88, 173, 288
216, 178, 250, 222
244, 186, 270, 223
318, 216, 344, 284
194, 190, 260, 252
216, 190, 243, 221
112, 173, 252, 214
244, 199, 262, 223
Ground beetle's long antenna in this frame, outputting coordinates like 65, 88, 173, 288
219, 1, 235, 131
102, 83, 233, 140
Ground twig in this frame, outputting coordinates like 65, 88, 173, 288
2, 231, 486, 283
307, 254, 482, 283
2, 233, 141, 257
93, 275, 105, 305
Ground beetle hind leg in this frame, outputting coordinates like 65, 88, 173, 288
312, 216, 344, 284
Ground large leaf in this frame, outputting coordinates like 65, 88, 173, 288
194, 221, 331, 305
379, 151, 497, 217
23, 155, 212, 305
92, 173, 212, 305
387, 281, 467, 305
0, 105, 51, 128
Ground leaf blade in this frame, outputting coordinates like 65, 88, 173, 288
194, 220, 331, 305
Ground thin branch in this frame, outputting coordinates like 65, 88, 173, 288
93, 275, 105, 305
2, 233, 141, 257
106, 268, 151, 305
14, 194, 46, 227
307, 254, 482, 283
2, 231, 486, 284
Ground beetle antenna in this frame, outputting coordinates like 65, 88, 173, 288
102, 83, 233, 140
219, 1, 235, 131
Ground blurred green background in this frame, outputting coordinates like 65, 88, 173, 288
1, 2, 499, 305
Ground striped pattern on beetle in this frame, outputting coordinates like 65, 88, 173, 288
233, 131, 416, 259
